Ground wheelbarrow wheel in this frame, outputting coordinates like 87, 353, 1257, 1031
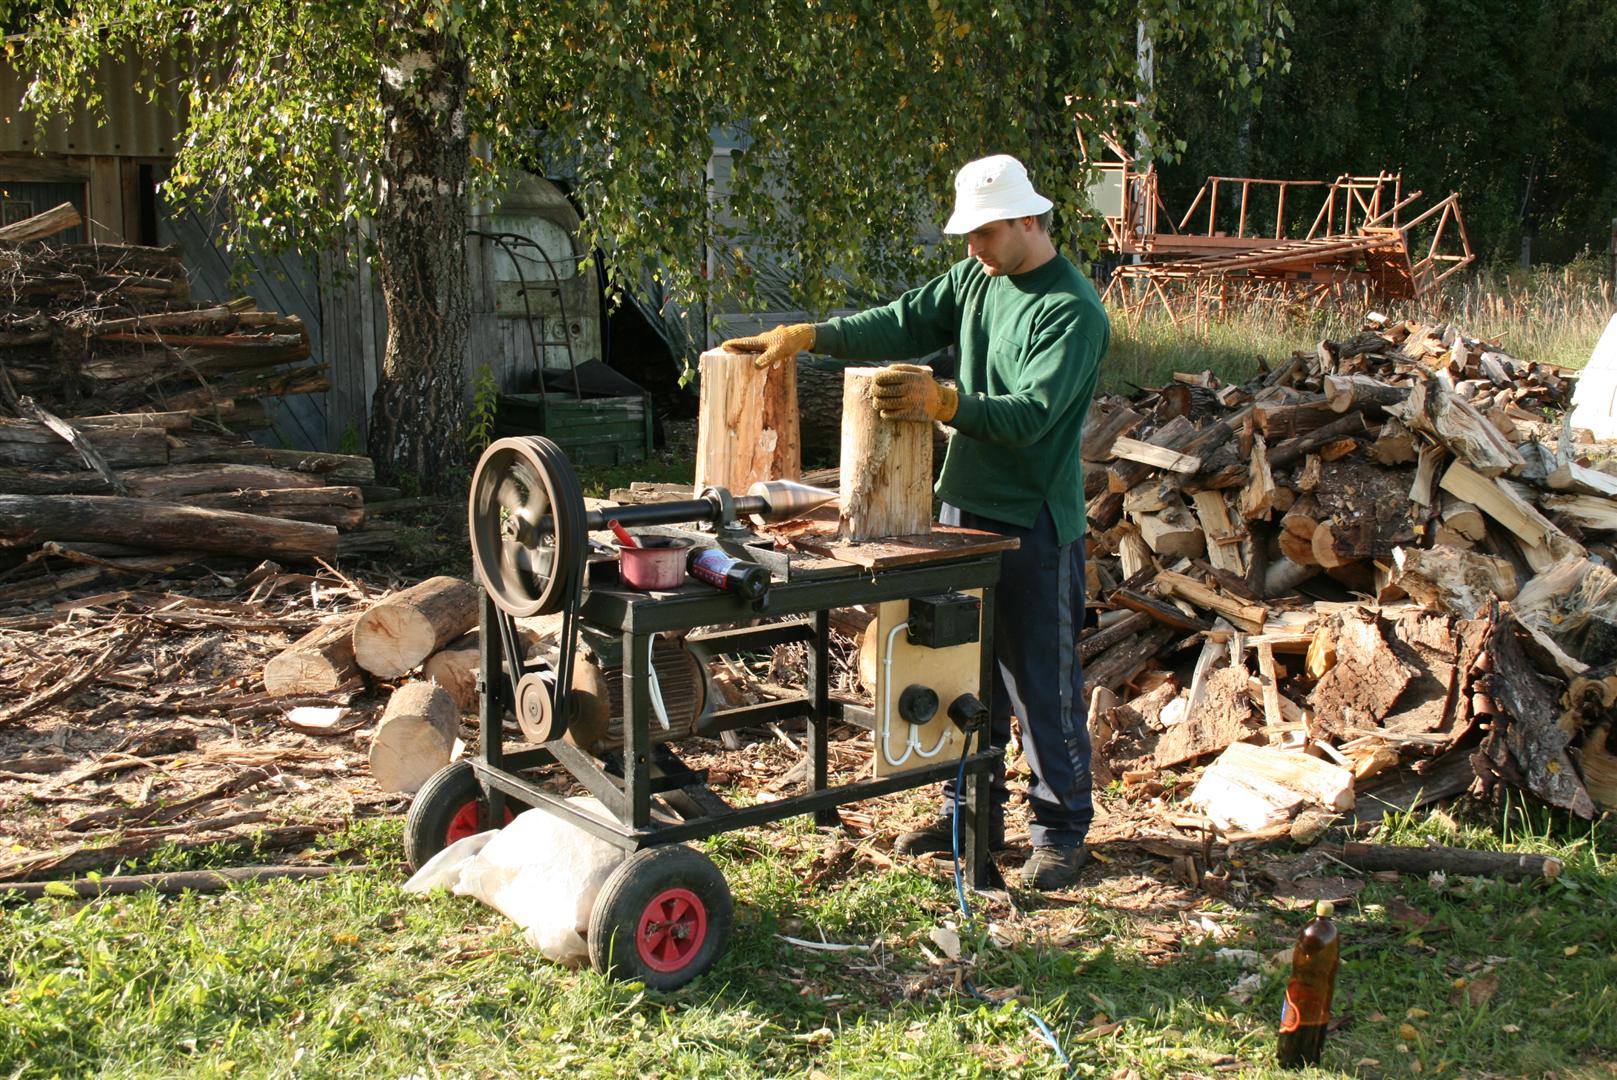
589, 845, 732, 990
404, 761, 525, 871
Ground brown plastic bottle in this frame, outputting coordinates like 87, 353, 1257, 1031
1278, 900, 1340, 1068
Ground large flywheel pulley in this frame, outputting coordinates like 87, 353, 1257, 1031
469, 436, 588, 616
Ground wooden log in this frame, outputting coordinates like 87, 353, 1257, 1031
1410, 442, 1445, 508
1156, 569, 1268, 633
263, 613, 363, 696
1310, 515, 1414, 570
1255, 642, 1284, 730
1107, 415, 1198, 492
1266, 412, 1368, 471
1080, 404, 1144, 462
422, 633, 482, 712
1440, 460, 1584, 569
1084, 625, 1175, 695
1334, 841, 1560, 881
1278, 495, 1322, 566
1239, 434, 1277, 520
1254, 396, 1340, 439
0, 495, 338, 561
1154, 667, 1255, 769
1390, 379, 1525, 477
1478, 616, 1596, 819
1546, 460, 1617, 498
368, 682, 461, 794
423, 627, 541, 713
1113, 588, 1210, 633
1192, 489, 1249, 577
352, 576, 480, 678
1389, 545, 1518, 619
1078, 609, 1154, 662
1323, 374, 1411, 414
693, 347, 800, 494
1438, 494, 1487, 542
165, 446, 375, 485
1540, 493, 1617, 531
836, 367, 933, 540
0, 201, 81, 243
1109, 436, 1202, 475
181, 486, 366, 530
0, 864, 362, 900
1188, 741, 1354, 832
1117, 527, 1154, 579
0, 419, 168, 469
1368, 418, 1418, 465
1133, 503, 1206, 559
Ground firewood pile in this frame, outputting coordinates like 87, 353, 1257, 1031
1078, 311, 1616, 836
0, 203, 393, 590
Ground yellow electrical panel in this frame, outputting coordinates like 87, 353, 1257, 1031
869, 591, 984, 778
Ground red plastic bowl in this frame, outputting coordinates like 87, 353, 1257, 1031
617, 536, 693, 590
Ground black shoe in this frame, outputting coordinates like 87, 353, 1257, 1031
894, 816, 1007, 857
1019, 844, 1088, 890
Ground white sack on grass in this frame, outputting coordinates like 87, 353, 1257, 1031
403, 797, 625, 966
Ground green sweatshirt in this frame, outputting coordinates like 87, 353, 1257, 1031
814, 254, 1108, 545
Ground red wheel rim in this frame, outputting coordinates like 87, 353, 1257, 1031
635, 886, 707, 972
445, 800, 513, 845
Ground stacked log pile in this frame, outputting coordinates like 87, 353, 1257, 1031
0, 204, 393, 587
1082, 312, 1616, 834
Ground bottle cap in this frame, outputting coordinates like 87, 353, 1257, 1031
1315, 900, 1335, 918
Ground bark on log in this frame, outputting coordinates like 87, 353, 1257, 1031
0, 864, 362, 900
694, 347, 801, 494
837, 367, 932, 540
1267, 413, 1368, 471
165, 446, 375, 485
0, 201, 81, 243
181, 486, 365, 530
263, 613, 363, 696
0, 495, 338, 561
1084, 625, 1176, 695
352, 575, 480, 678
0, 419, 168, 469
1323, 374, 1412, 413
369, 682, 461, 794
1107, 415, 1198, 492
1335, 841, 1561, 881
1254, 396, 1340, 439
1081, 404, 1144, 462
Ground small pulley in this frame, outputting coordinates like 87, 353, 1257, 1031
468, 436, 588, 616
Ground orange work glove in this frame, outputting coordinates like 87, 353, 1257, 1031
719, 323, 816, 369
870, 363, 958, 423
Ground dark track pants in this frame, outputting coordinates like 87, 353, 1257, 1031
939, 502, 1092, 848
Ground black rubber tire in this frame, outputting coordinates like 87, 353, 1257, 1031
588, 845, 733, 990
403, 761, 527, 872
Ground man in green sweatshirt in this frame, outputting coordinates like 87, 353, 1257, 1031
721, 154, 1109, 890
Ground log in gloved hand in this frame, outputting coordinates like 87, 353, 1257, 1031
870, 363, 958, 423
719, 323, 816, 369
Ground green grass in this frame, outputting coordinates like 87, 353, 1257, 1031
4, 802, 1614, 1078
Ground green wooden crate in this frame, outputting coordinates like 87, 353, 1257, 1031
494, 393, 652, 466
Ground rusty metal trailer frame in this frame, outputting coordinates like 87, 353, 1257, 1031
1083, 133, 1474, 326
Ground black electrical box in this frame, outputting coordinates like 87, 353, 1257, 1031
906, 592, 981, 649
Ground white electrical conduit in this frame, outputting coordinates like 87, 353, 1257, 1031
878, 620, 953, 767
645, 633, 671, 731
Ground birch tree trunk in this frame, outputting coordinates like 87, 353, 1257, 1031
367, 22, 472, 491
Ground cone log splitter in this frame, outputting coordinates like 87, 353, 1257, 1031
408, 435, 1012, 988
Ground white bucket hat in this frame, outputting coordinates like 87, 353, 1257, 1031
943, 154, 1054, 234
